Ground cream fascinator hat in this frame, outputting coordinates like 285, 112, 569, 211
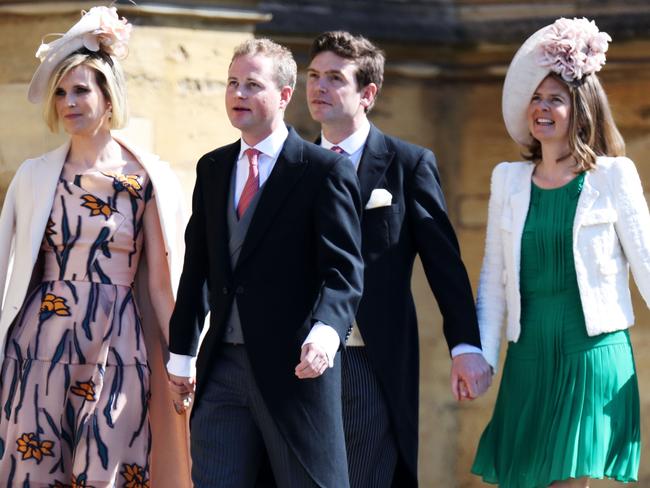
28, 6, 132, 103
502, 17, 612, 146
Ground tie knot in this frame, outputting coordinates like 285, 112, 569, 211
244, 148, 261, 167
330, 145, 345, 155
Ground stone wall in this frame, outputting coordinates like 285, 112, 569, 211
1, 2, 650, 487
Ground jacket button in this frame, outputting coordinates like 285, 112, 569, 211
222, 287, 229, 295
236, 286, 244, 295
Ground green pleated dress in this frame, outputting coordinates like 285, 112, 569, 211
472, 173, 640, 487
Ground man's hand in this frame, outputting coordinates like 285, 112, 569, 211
168, 373, 196, 414
450, 353, 492, 401
295, 343, 329, 379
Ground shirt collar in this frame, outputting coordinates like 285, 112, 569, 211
239, 124, 289, 160
320, 119, 370, 155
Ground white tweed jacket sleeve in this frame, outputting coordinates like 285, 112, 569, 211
476, 162, 510, 370
609, 157, 650, 307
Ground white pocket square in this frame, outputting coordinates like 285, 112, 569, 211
365, 188, 392, 210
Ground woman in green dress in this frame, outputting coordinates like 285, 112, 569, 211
472, 17, 650, 487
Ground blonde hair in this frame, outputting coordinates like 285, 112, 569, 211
524, 73, 625, 170
231, 38, 297, 90
43, 49, 128, 133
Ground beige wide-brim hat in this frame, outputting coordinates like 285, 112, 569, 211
501, 25, 555, 147
28, 6, 130, 103
28, 13, 101, 103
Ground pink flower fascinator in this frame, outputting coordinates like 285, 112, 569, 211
536, 18, 611, 83
501, 18, 612, 146
28, 6, 132, 103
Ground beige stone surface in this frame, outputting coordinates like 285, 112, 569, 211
122, 24, 245, 203
2, 6, 650, 488
0, 83, 67, 202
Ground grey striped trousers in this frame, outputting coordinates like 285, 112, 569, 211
342, 347, 399, 488
190, 345, 318, 488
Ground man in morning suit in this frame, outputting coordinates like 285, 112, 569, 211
306, 31, 492, 487
166, 39, 364, 488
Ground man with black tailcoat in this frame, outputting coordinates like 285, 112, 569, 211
167, 38, 363, 488
306, 31, 492, 488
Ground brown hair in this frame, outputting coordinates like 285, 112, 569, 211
524, 73, 625, 170
309, 31, 385, 111
231, 38, 297, 89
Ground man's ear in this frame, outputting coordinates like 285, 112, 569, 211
360, 83, 378, 110
279, 86, 294, 110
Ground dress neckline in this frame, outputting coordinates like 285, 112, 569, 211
531, 172, 585, 192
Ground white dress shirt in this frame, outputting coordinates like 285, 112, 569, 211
320, 118, 370, 171
167, 125, 341, 376
234, 124, 288, 207
321, 121, 482, 359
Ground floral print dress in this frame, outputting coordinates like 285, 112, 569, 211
0, 169, 154, 488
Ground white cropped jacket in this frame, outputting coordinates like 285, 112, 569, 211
477, 157, 650, 370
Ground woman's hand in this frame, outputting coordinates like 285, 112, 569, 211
168, 373, 195, 414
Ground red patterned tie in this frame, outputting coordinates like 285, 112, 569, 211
330, 145, 346, 155
237, 148, 261, 219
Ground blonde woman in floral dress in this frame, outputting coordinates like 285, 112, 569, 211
0, 7, 191, 487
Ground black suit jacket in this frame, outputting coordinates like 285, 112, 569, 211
345, 125, 481, 487
169, 127, 364, 487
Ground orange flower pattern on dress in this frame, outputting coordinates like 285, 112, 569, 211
0, 172, 154, 484
81, 194, 113, 219
49, 475, 96, 488
71, 474, 96, 488
40, 293, 71, 319
50, 482, 71, 488
103, 172, 142, 199
70, 379, 97, 401
15, 432, 54, 462
121, 463, 150, 488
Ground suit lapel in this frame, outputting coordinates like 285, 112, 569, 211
357, 125, 394, 207
236, 129, 307, 269
30, 142, 69, 263
212, 143, 240, 277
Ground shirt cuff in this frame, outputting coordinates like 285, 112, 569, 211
167, 352, 196, 377
450, 344, 483, 358
302, 322, 341, 368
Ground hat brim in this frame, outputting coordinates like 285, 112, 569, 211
27, 11, 101, 103
502, 25, 553, 147
28, 38, 86, 103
